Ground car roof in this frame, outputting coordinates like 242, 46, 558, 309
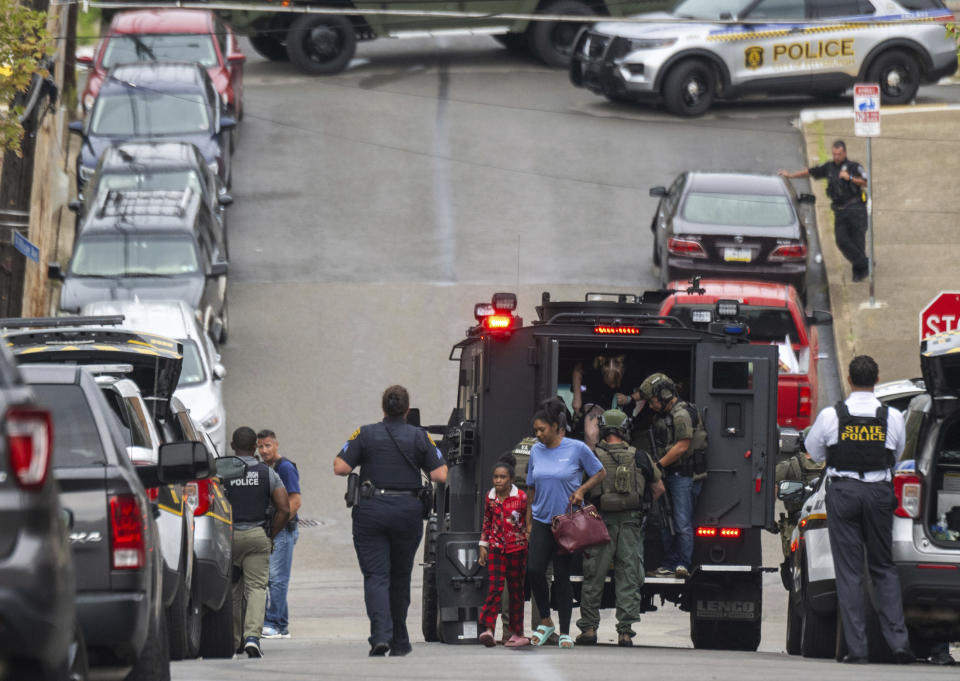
685, 172, 789, 196
665, 279, 792, 308
81, 300, 198, 342
100, 142, 203, 172
20, 363, 85, 385
109, 9, 214, 35
80, 187, 203, 233
101, 62, 208, 93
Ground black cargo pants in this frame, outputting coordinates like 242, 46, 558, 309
832, 204, 869, 278
825, 477, 910, 659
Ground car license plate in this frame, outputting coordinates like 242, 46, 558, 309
724, 247, 752, 263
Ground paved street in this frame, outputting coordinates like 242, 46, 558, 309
158, 35, 956, 680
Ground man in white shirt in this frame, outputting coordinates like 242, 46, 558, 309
805, 355, 912, 664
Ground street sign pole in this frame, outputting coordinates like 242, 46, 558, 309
866, 137, 874, 305
854, 83, 880, 308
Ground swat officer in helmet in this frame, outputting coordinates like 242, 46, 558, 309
224, 426, 291, 658
804, 356, 913, 664
577, 409, 664, 647
774, 428, 824, 559
640, 373, 708, 579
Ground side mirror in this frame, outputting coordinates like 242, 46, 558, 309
76, 54, 94, 67
67, 199, 82, 213
47, 262, 64, 281
68, 120, 84, 135
215, 455, 247, 481
649, 186, 667, 198
209, 261, 228, 277
213, 363, 226, 380
217, 193, 233, 207
777, 479, 807, 505
227, 53, 246, 64
798, 193, 816, 204
157, 441, 213, 483
806, 309, 833, 326
779, 427, 802, 456
220, 116, 237, 131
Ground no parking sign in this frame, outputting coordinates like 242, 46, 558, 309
854, 83, 881, 137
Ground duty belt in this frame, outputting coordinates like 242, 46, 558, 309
375, 488, 419, 496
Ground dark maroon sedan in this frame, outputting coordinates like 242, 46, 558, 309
649, 172, 815, 302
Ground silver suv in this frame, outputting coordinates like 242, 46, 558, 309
570, 0, 958, 115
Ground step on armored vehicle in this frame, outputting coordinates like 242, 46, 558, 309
422, 289, 781, 650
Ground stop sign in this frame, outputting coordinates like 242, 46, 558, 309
920, 291, 960, 341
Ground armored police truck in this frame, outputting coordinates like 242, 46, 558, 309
422, 290, 780, 649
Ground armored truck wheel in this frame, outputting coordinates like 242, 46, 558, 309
662, 59, 715, 117
867, 49, 920, 105
286, 14, 357, 75
421, 515, 441, 642
493, 33, 528, 53
528, 0, 595, 68
249, 32, 289, 61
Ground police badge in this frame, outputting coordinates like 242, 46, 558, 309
745, 46, 763, 70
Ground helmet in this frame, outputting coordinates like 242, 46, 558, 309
598, 409, 631, 439
639, 373, 677, 403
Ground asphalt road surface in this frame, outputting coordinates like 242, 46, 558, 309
158, 35, 957, 680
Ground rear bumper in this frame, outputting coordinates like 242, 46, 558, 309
666, 257, 806, 294
897, 563, 960, 639
77, 591, 149, 658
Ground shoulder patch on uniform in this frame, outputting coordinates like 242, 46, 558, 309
427, 433, 437, 448
348, 427, 361, 441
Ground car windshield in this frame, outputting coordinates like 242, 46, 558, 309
93, 170, 204, 206
102, 34, 218, 68
672, 304, 800, 343
681, 192, 795, 227
178, 339, 206, 386
32, 384, 107, 467
90, 92, 210, 136
71, 233, 200, 277
671, 0, 754, 19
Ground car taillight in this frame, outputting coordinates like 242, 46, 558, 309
667, 237, 707, 259
894, 473, 921, 518
798, 383, 812, 417
6, 406, 53, 491
696, 527, 741, 538
146, 487, 159, 501
110, 495, 146, 570
769, 243, 807, 261
189, 479, 214, 517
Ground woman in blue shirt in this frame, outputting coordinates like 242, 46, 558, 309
525, 398, 605, 649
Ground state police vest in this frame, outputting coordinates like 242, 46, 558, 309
224, 462, 271, 525
590, 441, 644, 512
826, 401, 892, 474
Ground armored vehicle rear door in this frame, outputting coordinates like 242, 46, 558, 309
693, 341, 778, 530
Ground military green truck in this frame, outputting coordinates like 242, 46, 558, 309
210, 0, 670, 74
421, 290, 782, 649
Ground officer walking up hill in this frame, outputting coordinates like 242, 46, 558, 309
224, 426, 290, 658
779, 139, 870, 282
334, 385, 448, 657
577, 409, 664, 647
804, 355, 913, 664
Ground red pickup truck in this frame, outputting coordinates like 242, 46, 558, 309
660, 279, 831, 429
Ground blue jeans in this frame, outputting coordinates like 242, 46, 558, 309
265, 525, 299, 632
661, 473, 702, 570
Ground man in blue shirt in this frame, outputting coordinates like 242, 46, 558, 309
258, 429, 301, 639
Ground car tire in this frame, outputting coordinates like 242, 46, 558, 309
493, 33, 528, 53
218, 296, 229, 345
166, 575, 201, 661
867, 49, 920, 105
651, 216, 661, 266
286, 14, 356, 76
785, 590, 802, 655
528, 0, 595, 69
663, 59, 715, 117
57, 621, 88, 681
199, 589, 235, 659
799, 576, 835, 658
125, 611, 171, 681
249, 32, 289, 62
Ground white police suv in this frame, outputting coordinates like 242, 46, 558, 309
570, 0, 958, 115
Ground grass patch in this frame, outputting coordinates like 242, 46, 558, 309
77, 8, 101, 47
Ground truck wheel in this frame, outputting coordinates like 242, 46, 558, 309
166, 576, 201, 661
493, 33, 528, 53
286, 14, 356, 75
125, 611, 171, 681
528, 0, 595, 68
199, 591, 235, 659
799, 581, 835, 658
663, 59, 715, 117
421, 565, 440, 642
249, 32, 289, 62
785, 593, 802, 655
867, 49, 920, 105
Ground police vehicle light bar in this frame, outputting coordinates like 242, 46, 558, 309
594, 325, 640, 335
716, 300, 740, 318
696, 527, 741, 538
483, 315, 515, 331
491, 292, 517, 312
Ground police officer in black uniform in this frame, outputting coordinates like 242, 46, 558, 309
223, 426, 290, 658
334, 385, 448, 657
804, 356, 913, 664
780, 139, 870, 281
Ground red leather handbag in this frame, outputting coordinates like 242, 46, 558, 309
551, 503, 610, 554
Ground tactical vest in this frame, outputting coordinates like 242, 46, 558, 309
589, 441, 644, 512
775, 454, 824, 513
224, 462, 271, 525
511, 437, 536, 493
826, 162, 866, 208
657, 401, 708, 475
826, 401, 891, 474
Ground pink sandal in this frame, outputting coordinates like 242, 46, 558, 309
505, 634, 530, 648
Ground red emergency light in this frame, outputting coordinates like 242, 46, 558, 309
594, 325, 640, 335
483, 315, 515, 331
696, 527, 741, 538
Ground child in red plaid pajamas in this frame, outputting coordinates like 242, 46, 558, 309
478, 454, 529, 648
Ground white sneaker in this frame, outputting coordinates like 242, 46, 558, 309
675, 566, 690, 579
261, 626, 282, 639
280, 631, 291, 639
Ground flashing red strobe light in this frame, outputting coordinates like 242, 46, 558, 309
483, 315, 514, 331
594, 325, 640, 335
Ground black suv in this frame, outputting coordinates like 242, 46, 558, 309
21, 363, 215, 680
49, 188, 230, 343
0, 347, 86, 681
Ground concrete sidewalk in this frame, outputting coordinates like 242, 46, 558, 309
797, 102, 960, 386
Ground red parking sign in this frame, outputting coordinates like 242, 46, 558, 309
920, 292, 960, 341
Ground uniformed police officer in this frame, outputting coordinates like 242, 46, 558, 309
779, 139, 870, 281
333, 385, 448, 657
577, 409, 664, 647
223, 426, 290, 658
639, 373, 707, 579
804, 356, 913, 664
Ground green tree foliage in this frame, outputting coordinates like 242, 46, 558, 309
948, 21, 960, 60
0, 0, 52, 156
